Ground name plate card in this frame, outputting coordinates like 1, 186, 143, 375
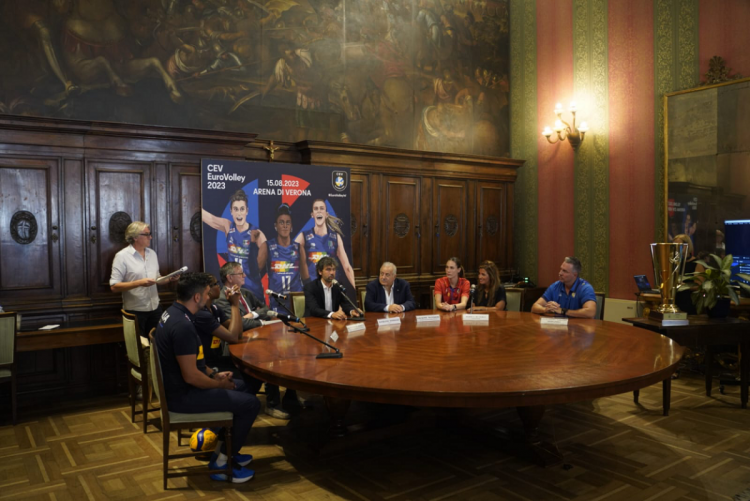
540, 317, 569, 325
377, 317, 402, 326
463, 314, 490, 322
416, 315, 441, 323
345, 323, 366, 333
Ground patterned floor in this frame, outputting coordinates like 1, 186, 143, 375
1, 371, 750, 500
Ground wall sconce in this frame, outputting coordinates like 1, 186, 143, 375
542, 102, 589, 149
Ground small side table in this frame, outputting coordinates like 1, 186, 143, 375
623, 316, 750, 408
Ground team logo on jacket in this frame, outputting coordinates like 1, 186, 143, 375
332, 170, 348, 191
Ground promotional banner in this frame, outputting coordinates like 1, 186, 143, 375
201, 159, 355, 310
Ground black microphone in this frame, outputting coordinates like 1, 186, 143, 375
331, 279, 345, 292
469, 284, 476, 311
268, 310, 301, 323
266, 289, 288, 300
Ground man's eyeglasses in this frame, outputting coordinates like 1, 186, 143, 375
230, 272, 246, 277
140, 232, 152, 237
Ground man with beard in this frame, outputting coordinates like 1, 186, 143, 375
155, 272, 260, 482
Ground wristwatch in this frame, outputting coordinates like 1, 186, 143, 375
208, 367, 219, 379
560, 308, 568, 316
453, 304, 457, 311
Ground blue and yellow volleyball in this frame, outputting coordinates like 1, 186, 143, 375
189, 428, 218, 452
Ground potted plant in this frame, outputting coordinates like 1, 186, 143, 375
679, 254, 750, 317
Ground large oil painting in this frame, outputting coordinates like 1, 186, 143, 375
0, 0, 509, 157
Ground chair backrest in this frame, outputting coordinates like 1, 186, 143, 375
0, 311, 17, 367
121, 310, 142, 369
594, 292, 606, 320
148, 328, 167, 419
290, 292, 305, 318
430, 285, 436, 310
505, 289, 522, 312
359, 288, 367, 312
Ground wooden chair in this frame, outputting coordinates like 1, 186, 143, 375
149, 329, 234, 489
122, 310, 159, 433
594, 292, 606, 320
289, 292, 305, 318
359, 287, 367, 312
0, 311, 18, 425
505, 289, 523, 312
430, 286, 436, 310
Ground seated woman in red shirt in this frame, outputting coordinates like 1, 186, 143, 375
434, 257, 470, 312
472, 260, 507, 311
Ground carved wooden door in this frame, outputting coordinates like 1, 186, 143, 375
169, 164, 202, 275
432, 180, 468, 274
86, 161, 153, 298
0, 156, 62, 301
381, 176, 421, 276
350, 173, 369, 278
475, 181, 507, 270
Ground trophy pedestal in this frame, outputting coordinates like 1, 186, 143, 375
648, 309, 688, 321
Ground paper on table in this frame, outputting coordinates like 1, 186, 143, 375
156, 266, 188, 284
38, 325, 60, 330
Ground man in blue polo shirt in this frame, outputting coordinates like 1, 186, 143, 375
156, 272, 260, 483
531, 256, 597, 318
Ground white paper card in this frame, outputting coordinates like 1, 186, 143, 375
346, 323, 366, 333
540, 317, 569, 325
463, 314, 489, 322
416, 315, 441, 322
330, 332, 340, 342
377, 317, 402, 326
38, 325, 60, 330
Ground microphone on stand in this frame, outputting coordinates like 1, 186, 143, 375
267, 310, 302, 324
469, 284, 476, 313
266, 289, 288, 300
332, 280, 365, 320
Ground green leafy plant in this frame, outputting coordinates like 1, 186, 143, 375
678, 254, 750, 314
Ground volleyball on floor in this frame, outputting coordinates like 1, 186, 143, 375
190, 428, 218, 452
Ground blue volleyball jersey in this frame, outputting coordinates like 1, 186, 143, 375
226, 222, 264, 300
303, 228, 339, 279
267, 238, 302, 309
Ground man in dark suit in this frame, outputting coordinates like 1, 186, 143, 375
303, 256, 362, 319
215, 261, 300, 419
364, 262, 416, 313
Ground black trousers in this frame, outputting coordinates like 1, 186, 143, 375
168, 380, 260, 456
126, 307, 163, 338
207, 355, 264, 395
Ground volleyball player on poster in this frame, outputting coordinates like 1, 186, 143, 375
259, 204, 302, 311
202, 189, 267, 302
295, 198, 356, 288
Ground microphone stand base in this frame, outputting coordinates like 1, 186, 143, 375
316, 352, 343, 359
346, 316, 366, 321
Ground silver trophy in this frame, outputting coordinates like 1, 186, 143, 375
649, 242, 689, 320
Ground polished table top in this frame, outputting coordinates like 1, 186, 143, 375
230, 310, 684, 408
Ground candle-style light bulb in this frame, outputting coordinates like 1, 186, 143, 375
542, 126, 553, 138
554, 119, 564, 132
569, 101, 577, 112
578, 121, 589, 133
555, 102, 563, 115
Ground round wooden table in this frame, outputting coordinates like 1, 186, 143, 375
230, 310, 684, 464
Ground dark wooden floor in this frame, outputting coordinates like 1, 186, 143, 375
2, 371, 750, 500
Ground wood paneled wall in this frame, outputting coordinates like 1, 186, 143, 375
0, 115, 521, 406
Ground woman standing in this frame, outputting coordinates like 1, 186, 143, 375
434, 257, 470, 312
472, 260, 506, 311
